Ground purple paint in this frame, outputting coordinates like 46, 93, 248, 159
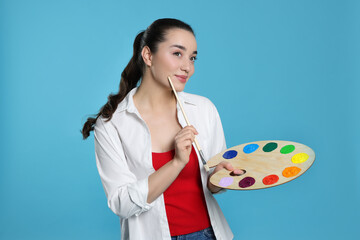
239, 177, 255, 188
219, 177, 234, 187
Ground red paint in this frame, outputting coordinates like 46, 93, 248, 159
262, 174, 279, 185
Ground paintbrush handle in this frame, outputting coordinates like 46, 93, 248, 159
168, 77, 209, 172
168, 76, 197, 135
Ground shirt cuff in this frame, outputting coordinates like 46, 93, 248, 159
127, 177, 155, 216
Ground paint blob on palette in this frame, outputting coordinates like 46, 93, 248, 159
208, 140, 315, 190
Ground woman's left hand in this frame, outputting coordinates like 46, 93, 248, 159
207, 161, 244, 193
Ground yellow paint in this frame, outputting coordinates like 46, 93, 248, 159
282, 166, 301, 178
292, 153, 309, 164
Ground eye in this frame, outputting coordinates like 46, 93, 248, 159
173, 52, 182, 57
190, 56, 197, 62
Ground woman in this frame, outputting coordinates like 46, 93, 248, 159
82, 18, 241, 240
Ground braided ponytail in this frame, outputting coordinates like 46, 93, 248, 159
81, 31, 145, 139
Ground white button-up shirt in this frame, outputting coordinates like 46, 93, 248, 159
94, 87, 233, 240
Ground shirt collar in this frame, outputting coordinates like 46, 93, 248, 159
116, 87, 197, 114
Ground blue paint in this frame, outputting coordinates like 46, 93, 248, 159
243, 144, 259, 154
223, 150, 238, 159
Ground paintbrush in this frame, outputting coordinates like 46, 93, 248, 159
167, 76, 210, 172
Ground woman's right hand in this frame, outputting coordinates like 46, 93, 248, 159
173, 125, 198, 167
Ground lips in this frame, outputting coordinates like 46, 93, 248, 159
175, 75, 187, 83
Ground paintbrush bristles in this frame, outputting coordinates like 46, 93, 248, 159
167, 76, 210, 172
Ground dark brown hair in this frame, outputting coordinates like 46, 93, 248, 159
81, 18, 194, 139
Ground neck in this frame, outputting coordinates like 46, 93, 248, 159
133, 73, 177, 113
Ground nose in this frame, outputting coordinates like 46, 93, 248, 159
180, 59, 191, 73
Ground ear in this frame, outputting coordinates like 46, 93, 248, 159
141, 46, 152, 67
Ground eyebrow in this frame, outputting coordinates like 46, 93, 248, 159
170, 44, 197, 54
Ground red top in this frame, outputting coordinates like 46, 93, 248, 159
152, 146, 211, 236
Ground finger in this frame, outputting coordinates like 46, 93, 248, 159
211, 163, 228, 176
176, 139, 193, 151
222, 163, 245, 175
189, 125, 199, 135
221, 161, 234, 171
232, 169, 245, 175
175, 132, 196, 143
175, 131, 194, 141
176, 129, 194, 139
176, 135, 194, 145
182, 125, 198, 135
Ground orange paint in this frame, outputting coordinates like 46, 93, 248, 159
282, 167, 301, 178
262, 175, 279, 185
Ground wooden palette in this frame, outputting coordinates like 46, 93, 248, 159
208, 140, 315, 190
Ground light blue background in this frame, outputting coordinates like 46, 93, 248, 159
1, 0, 359, 239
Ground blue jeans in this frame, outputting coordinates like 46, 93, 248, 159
171, 227, 216, 240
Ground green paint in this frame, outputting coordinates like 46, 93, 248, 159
280, 145, 295, 154
263, 142, 278, 152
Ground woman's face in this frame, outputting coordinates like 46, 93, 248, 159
148, 28, 197, 91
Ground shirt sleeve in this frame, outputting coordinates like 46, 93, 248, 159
94, 117, 155, 219
209, 101, 227, 157
208, 101, 228, 194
